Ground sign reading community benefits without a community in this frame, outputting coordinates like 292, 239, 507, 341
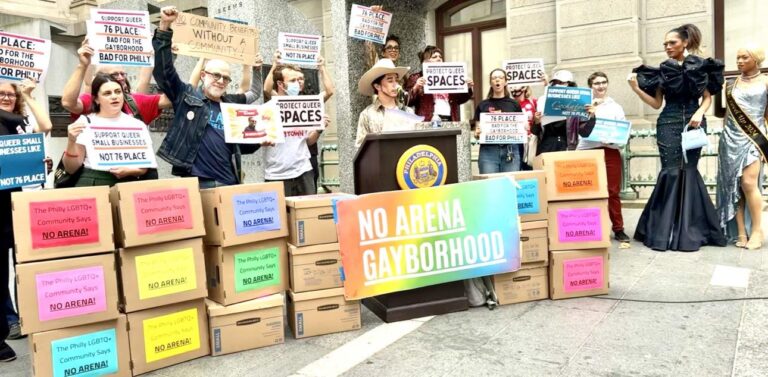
335, 178, 521, 300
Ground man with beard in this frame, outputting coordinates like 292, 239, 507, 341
152, 6, 271, 188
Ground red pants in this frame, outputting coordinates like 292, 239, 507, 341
603, 147, 624, 232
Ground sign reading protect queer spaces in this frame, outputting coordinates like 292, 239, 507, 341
335, 178, 521, 300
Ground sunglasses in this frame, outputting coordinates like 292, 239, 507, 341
204, 71, 232, 84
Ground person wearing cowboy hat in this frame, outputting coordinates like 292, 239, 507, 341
355, 58, 413, 148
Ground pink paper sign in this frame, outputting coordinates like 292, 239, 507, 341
133, 188, 193, 235
29, 198, 99, 249
557, 207, 602, 242
563, 256, 604, 292
35, 266, 107, 321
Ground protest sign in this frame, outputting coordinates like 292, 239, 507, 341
479, 113, 528, 144
88, 9, 153, 67
77, 122, 158, 171
348, 4, 392, 44
334, 177, 521, 300
503, 59, 545, 86
171, 12, 260, 66
279, 32, 321, 65
422, 62, 468, 94
273, 95, 325, 131
0, 32, 51, 83
583, 117, 632, 145
221, 102, 284, 144
543, 86, 592, 119
0, 133, 45, 190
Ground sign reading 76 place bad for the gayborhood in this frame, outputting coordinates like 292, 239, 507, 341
334, 178, 521, 300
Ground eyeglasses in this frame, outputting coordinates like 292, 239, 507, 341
204, 71, 232, 84
0, 92, 17, 99
109, 72, 127, 79
384, 46, 400, 52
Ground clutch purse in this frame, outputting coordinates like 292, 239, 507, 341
681, 125, 709, 163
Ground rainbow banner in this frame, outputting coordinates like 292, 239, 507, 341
335, 178, 521, 300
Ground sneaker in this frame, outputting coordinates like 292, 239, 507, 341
614, 230, 631, 242
6, 323, 25, 340
0, 342, 16, 362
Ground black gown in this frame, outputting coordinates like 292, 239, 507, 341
632, 55, 727, 251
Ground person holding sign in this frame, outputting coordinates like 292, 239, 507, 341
152, 6, 271, 189
533, 70, 595, 154
0, 78, 52, 361
510, 85, 538, 169
629, 23, 726, 251
62, 74, 155, 186
575, 72, 630, 242
405, 46, 474, 122
716, 46, 767, 250
355, 59, 413, 149
362, 6, 401, 68
472, 68, 523, 173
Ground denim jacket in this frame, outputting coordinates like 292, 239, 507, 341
152, 28, 261, 181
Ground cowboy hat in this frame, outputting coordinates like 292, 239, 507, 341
358, 58, 410, 96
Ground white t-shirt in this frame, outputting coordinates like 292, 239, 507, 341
577, 97, 626, 150
75, 113, 152, 169
264, 129, 312, 180
434, 94, 451, 116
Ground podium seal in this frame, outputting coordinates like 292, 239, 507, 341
396, 145, 447, 190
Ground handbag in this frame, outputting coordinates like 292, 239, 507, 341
681, 124, 709, 163
53, 156, 83, 188
524, 133, 538, 165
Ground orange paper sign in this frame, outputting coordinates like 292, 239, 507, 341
554, 159, 598, 193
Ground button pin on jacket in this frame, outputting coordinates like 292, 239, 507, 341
187, 111, 195, 120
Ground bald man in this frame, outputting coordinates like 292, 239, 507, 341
153, 6, 268, 188
61, 38, 172, 124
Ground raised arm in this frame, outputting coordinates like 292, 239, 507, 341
628, 73, 663, 110
153, 6, 188, 105
188, 57, 206, 88
317, 55, 335, 102
61, 38, 93, 114
243, 54, 264, 104
263, 49, 280, 101
19, 79, 51, 133
135, 66, 153, 93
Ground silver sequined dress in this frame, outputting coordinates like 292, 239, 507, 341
716, 80, 768, 240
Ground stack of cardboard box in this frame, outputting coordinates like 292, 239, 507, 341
199, 182, 288, 356
11, 186, 129, 376
110, 178, 209, 375
535, 150, 612, 300
285, 194, 361, 339
473, 171, 550, 305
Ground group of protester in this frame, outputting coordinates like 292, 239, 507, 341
0, 4, 766, 362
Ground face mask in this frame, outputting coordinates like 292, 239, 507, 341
286, 82, 301, 96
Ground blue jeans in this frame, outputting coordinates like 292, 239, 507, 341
198, 178, 230, 190
5, 297, 17, 325
478, 144, 521, 174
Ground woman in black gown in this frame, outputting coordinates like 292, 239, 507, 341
628, 24, 727, 251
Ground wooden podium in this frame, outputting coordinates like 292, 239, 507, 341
353, 128, 469, 322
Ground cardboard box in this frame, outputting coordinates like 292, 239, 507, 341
17, 253, 120, 335
547, 200, 611, 251
206, 294, 284, 356
110, 178, 205, 248
521, 221, 548, 266
200, 182, 289, 247
205, 238, 288, 305
11, 186, 114, 263
549, 248, 610, 300
288, 243, 342, 292
118, 238, 208, 313
286, 193, 354, 247
30, 315, 131, 377
471, 170, 548, 222
493, 266, 549, 305
287, 288, 361, 339
126, 299, 210, 375
533, 150, 608, 202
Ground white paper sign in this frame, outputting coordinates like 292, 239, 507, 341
347, 4, 392, 44
383, 109, 425, 132
278, 32, 321, 65
88, 9, 153, 67
0, 32, 52, 83
274, 95, 325, 131
479, 112, 528, 144
221, 102, 284, 144
503, 59, 545, 86
584, 118, 632, 145
423, 62, 468, 94
77, 121, 158, 170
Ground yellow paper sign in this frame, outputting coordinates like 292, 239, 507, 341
135, 248, 197, 299
143, 308, 200, 363
171, 12, 260, 66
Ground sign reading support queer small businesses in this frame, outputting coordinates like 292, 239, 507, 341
0, 31, 52, 83
0, 133, 46, 190
279, 32, 321, 65
422, 62, 468, 94
503, 59, 545, 86
348, 4, 393, 44
543, 87, 592, 119
171, 12, 260, 66
87, 9, 154, 67
583, 118, 632, 145
77, 123, 158, 171
335, 178, 521, 300
479, 113, 528, 144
